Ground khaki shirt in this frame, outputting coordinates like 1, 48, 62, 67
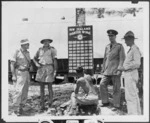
34, 46, 57, 65
123, 44, 141, 71
102, 43, 125, 75
11, 48, 31, 70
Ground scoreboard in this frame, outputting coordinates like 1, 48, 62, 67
68, 25, 93, 75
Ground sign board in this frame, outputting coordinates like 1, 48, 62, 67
68, 25, 93, 75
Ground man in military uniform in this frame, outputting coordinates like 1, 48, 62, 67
100, 29, 125, 109
33, 39, 58, 112
10, 39, 31, 115
69, 66, 99, 115
117, 31, 141, 115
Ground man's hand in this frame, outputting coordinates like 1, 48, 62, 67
117, 66, 125, 71
54, 71, 57, 77
36, 63, 41, 68
116, 71, 121, 76
12, 75, 17, 82
100, 69, 104, 74
74, 93, 77, 98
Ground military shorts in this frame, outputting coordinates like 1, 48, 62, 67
35, 65, 54, 83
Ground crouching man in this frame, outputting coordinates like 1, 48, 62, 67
69, 66, 99, 115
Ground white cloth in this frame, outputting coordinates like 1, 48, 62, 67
12, 70, 30, 109
124, 70, 141, 115
123, 44, 141, 115
11, 48, 31, 110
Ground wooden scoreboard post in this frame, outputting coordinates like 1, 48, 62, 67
76, 8, 86, 26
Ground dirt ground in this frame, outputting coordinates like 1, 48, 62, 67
8, 81, 143, 116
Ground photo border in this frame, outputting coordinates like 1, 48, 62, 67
1, 0, 149, 123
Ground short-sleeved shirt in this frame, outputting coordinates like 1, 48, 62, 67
34, 46, 57, 65
11, 48, 31, 70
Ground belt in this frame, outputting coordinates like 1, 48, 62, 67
17, 68, 29, 72
39, 63, 54, 66
124, 69, 137, 72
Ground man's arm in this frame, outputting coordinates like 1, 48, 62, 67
10, 50, 18, 82
101, 47, 107, 73
116, 45, 126, 75
74, 80, 81, 95
123, 48, 141, 70
33, 58, 41, 68
117, 47, 141, 71
51, 47, 58, 73
33, 49, 41, 68
118, 44, 126, 69
10, 61, 17, 82
53, 58, 58, 72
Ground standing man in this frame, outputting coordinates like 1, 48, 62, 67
100, 29, 125, 109
69, 66, 99, 115
10, 39, 31, 115
33, 39, 58, 112
117, 31, 141, 115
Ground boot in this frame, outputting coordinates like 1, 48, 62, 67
13, 106, 23, 116
18, 107, 24, 115
68, 107, 78, 116
38, 106, 46, 113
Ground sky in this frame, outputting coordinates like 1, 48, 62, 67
2, 2, 145, 59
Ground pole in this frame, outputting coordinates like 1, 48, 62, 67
76, 8, 86, 26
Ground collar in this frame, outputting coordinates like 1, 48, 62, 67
42, 45, 51, 49
20, 47, 28, 52
110, 41, 117, 45
108, 42, 117, 48
130, 44, 135, 49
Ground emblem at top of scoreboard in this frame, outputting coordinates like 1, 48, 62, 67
68, 26, 92, 41
77, 34, 83, 40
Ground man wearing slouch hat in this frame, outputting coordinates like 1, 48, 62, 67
33, 38, 58, 113
117, 31, 141, 115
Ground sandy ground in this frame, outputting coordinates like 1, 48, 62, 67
9, 81, 143, 116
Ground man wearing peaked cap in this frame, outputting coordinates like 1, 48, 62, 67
99, 29, 125, 109
117, 31, 141, 115
33, 38, 58, 113
107, 29, 118, 36
10, 39, 31, 115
